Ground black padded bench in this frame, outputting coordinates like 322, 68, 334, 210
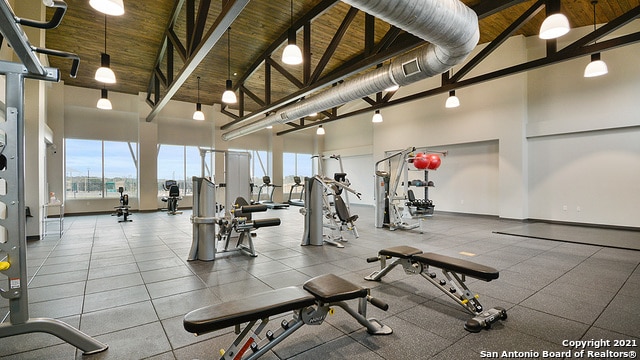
184, 274, 391, 360
366, 246, 506, 332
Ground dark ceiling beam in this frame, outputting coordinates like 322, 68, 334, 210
188, 0, 212, 55
277, 32, 640, 136
145, 0, 250, 122
266, 57, 304, 88
451, 0, 545, 83
308, 6, 360, 85
471, 0, 531, 20
240, 84, 266, 107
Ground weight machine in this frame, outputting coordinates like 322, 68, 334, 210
374, 147, 446, 231
0, 0, 107, 354
113, 187, 132, 222
301, 155, 360, 248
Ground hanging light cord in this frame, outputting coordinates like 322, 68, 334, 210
104, 14, 107, 53
227, 28, 231, 80
290, 0, 293, 28
197, 76, 200, 103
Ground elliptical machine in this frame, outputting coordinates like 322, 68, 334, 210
113, 187, 132, 222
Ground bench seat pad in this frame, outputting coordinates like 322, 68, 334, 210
303, 274, 368, 303
413, 253, 499, 281
379, 246, 423, 259
183, 286, 315, 334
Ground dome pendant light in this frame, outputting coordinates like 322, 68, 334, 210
193, 76, 205, 120
316, 125, 325, 135
282, 0, 302, 65
372, 110, 383, 123
97, 88, 112, 110
584, 1, 608, 78
95, 15, 116, 84
89, 0, 125, 16
445, 90, 460, 108
222, 28, 237, 104
539, 1, 570, 40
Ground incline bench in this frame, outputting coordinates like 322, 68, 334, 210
365, 245, 507, 332
184, 273, 392, 360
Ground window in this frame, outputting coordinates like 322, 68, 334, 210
283, 152, 312, 198
65, 139, 137, 199
157, 144, 201, 196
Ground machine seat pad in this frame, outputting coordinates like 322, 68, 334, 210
303, 274, 368, 303
413, 253, 499, 281
183, 286, 315, 334
252, 218, 281, 228
379, 246, 423, 259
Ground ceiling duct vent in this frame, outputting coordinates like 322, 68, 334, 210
402, 59, 421, 77
222, 0, 479, 141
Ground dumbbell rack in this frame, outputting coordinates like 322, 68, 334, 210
0, 0, 106, 354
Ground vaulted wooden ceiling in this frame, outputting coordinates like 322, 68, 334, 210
41, 0, 639, 123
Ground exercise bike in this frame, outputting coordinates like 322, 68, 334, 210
161, 180, 182, 215
113, 187, 132, 222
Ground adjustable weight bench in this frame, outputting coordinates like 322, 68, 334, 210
365, 245, 506, 332
184, 273, 392, 360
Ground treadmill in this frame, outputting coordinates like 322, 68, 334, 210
257, 176, 289, 209
287, 176, 305, 207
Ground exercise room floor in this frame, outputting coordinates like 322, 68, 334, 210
1, 206, 639, 359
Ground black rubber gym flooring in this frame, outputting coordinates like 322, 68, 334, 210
1, 207, 638, 359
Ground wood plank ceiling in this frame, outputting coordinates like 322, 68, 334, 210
42, 0, 639, 125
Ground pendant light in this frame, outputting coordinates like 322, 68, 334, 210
222, 28, 237, 104
97, 88, 112, 110
539, 1, 569, 39
372, 110, 383, 123
316, 125, 325, 135
445, 90, 460, 108
95, 15, 116, 84
584, 1, 608, 78
89, 0, 124, 16
282, 0, 303, 65
193, 76, 205, 120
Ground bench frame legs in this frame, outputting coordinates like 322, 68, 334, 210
219, 299, 391, 360
365, 255, 507, 332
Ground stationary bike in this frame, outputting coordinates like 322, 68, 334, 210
113, 187, 132, 222
161, 180, 182, 215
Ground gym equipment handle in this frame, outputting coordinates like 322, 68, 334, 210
368, 296, 389, 311
366, 257, 379, 263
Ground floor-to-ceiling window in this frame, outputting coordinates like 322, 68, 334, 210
65, 139, 138, 199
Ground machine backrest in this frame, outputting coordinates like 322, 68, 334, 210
334, 173, 346, 182
121, 194, 129, 206
407, 189, 416, 202
233, 196, 252, 220
169, 185, 180, 197
334, 195, 350, 223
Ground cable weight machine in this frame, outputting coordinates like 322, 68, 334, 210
0, 1, 107, 354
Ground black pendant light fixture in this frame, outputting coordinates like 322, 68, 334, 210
222, 28, 237, 104
584, 0, 608, 78
282, 0, 303, 65
95, 15, 116, 84
193, 76, 205, 120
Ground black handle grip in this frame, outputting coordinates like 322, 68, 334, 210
366, 256, 379, 263
368, 296, 389, 311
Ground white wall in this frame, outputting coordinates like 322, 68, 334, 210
324, 23, 640, 228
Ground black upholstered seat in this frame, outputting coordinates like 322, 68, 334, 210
378, 246, 423, 259
413, 253, 499, 281
183, 287, 315, 335
303, 273, 368, 303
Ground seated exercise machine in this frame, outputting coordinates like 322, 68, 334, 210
184, 273, 392, 360
301, 174, 360, 248
257, 176, 289, 209
287, 176, 305, 207
161, 179, 182, 215
215, 197, 281, 257
112, 187, 132, 222
365, 245, 507, 332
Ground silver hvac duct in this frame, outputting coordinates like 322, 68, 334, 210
222, 0, 479, 141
